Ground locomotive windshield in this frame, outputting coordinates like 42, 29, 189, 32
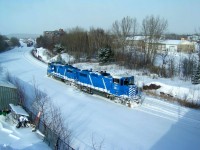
48, 64, 53, 70
124, 77, 134, 85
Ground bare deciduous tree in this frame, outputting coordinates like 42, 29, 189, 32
31, 79, 72, 149
46, 102, 72, 149
141, 15, 168, 65
88, 27, 112, 59
91, 133, 105, 150
168, 56, 176, 78
112, 16, 138, 53
159, 50, 168, 77
195, 27, 200, 61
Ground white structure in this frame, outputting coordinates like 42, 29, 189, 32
126, 36, 196, 53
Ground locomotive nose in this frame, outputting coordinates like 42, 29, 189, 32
129, 85, 137, 97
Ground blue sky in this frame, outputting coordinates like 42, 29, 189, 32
0, 0, 199, 35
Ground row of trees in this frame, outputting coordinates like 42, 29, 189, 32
37, 27, 112, 62
36, 15, 200, 82
36, 15, 168, 65
0, 34, 20, 52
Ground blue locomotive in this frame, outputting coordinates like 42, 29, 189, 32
47, 62, 141, 107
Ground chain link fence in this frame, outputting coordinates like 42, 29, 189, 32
23, 106, 75, 150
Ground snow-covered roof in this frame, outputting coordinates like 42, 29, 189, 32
126, 36, 146, 41
160, 40, 181, 45
112, 75, 132, 79
0, 80, 16, 89
126, 37, 194, 46
160, 40, 194, 45
9, 104, 29, 117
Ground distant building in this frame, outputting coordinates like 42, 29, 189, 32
188, 35, 200, 42
159, 39, 196, 53
43, 29, 64, 44
0, 80, 18, 110
126, 36, 196, 53
43, 29, 64, 39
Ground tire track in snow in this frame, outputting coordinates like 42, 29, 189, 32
138, 96, 200, 129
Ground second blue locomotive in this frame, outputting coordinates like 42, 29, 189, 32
47, 62, 141, 106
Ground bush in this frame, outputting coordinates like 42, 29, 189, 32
10, 37, 20, 47
0, 34, 9, 51
149, 65, 160, 75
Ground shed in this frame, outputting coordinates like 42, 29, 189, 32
0, 80, 19, 110
5, 104, 29, 124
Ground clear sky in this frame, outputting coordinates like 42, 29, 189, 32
0, 0, 199, 35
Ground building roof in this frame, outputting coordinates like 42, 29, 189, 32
160, 40, 194, 45
0, 80, 17, 89
9, 104, 29, 117
126, 36, 146, 41
160, 40, 181, 45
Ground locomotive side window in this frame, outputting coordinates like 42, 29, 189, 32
129, 77, 134, 85
124, 77, 134, 85
80, 73, 87, 77
67, 69, 73, 73
91, 74, 98, 77
124, 78, 129, 85
113, 78, 120, 84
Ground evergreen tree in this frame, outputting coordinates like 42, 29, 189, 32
10, 37, 20, 47
0, 34, 9, 51
98, 46, 113, 64
192, 63, 200, 84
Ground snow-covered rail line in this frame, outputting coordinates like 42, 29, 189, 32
139, 97, 200, 129
23, 50, 47, 69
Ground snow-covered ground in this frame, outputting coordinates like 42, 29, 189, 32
0, 43, 200, 150
35, 47, 200, 104
0, 115, 50, 150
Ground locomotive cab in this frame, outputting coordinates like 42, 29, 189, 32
47, 62, 54, 75
123, 76, 134, 86
111, 76, 139, 99
47, 62, 62, 76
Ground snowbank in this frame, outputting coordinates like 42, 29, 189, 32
35, 47, 75, 64
73, 62, 200, 104
50, 53, 75, 63
35, 47, 51, 63
0, 115, 50, 150
145, 82, 200, 104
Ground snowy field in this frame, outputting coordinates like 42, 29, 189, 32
0, 43, 200, 150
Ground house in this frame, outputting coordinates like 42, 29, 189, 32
159, 40, 180, 52
159, 39, 196, 53
177, 39, 196, 53
126, 36, 196, 53
0, 80, 18, 111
